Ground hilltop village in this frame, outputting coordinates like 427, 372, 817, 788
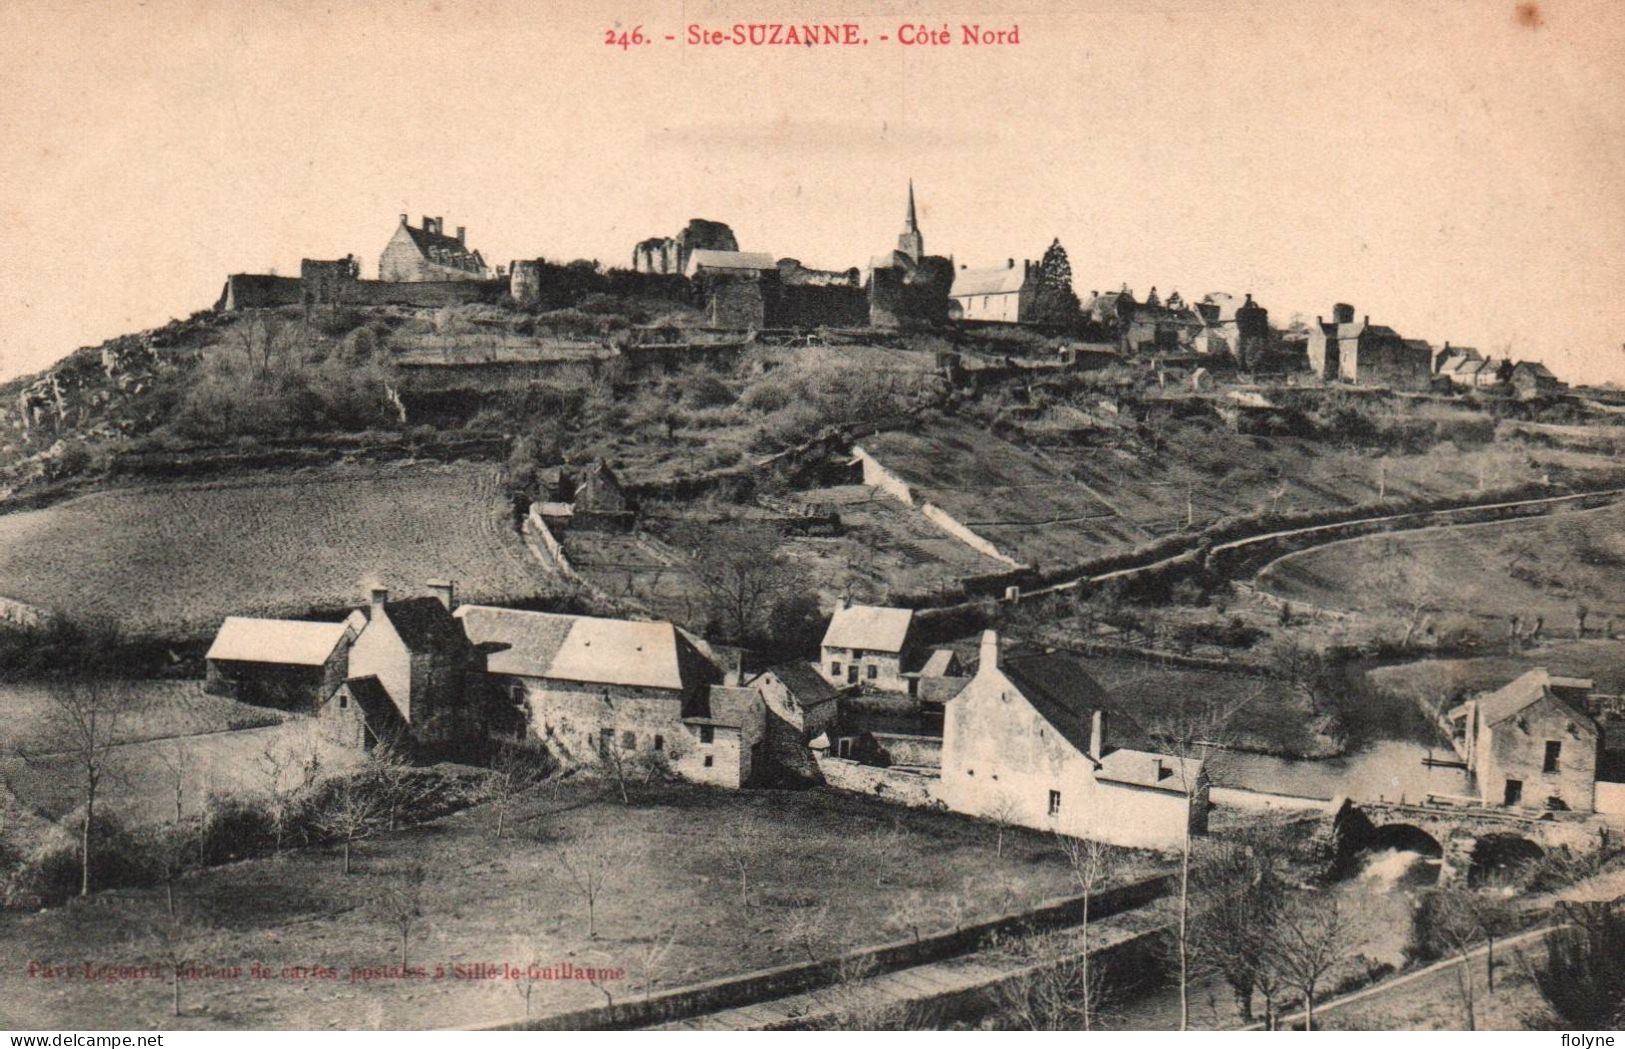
3, 183, 1625, 1032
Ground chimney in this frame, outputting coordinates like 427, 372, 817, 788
456, 226, 466, 245
1089, 709, 1106, 760
370, 585, 389, 611
979, 630, 999, 673
1007, 258, 1015, 269
436, 216, 444, 235
1332, 303, 1355, 324
1363, 314, 1370, 327
426, 578, 455, 611
421, 215, 434, 233
399, 212, 408, 226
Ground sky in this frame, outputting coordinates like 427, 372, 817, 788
2, 0, 1623, 384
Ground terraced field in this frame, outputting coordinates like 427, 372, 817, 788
0, 464, 550, 639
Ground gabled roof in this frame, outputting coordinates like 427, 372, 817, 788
951, 265, 1034, 298
920, 649, 961, 677
1514, 361, 1559, 380
1000, 650, 1155, 756
1474, 668, 1597, 732
822, 605, 914, 653
381, 598, 468, 655
455, 605, 714, 692
684, 250, 776, 276
399, 220, 485, 271
206, 616, 348, 667
754, 660, 840, 708
685, 685, 763, 728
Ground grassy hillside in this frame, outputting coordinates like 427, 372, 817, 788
0, 463, 550, 639
1257, 500, 1625, 634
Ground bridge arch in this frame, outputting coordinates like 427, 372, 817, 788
1467, 833, 1544, 887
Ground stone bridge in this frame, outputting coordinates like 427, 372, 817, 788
1326, 796, 1609, 886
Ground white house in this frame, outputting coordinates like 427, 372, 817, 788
936, 632, 1207, 849
949, 260, 1038, 323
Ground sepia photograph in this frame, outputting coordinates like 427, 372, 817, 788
2, 0, 1624, 1036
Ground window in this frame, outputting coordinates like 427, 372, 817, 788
621, 731, 636, 751
598, 728, 614, 759
867, 665, 878, 680
700, 725, 715, 744
703, 755, 714, 768
837, 738, 853, 758
1048, 790, 1062, 816
654, 734, 664, 752
1504, 779, 1523, 806
1544, 741, 1561, 773
338, 691, 348, 709
830, 661, 842, 677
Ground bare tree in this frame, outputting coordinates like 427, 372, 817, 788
1189, 830, 1286, 1025
556, 827, 613, 938
637, 923, 679, 1001
367, 733, 429, 833
1372, 542, 1443, 648
487, 745, 550, 840
1148, 694, 1230, 1031
34, 675, 128, 897
258, 740, 321, 856
719, 812, 761, 907
155, 741, 197, 916
375, 864, 427, 969
985, 794, 1021, 860
314, 774, 384, 874
1272, 893, 1359, 1031
670, 520, 803, 644
1058, 834, 1113, 1030
991, 928, 1108, 1031
146, 903, 210, 1019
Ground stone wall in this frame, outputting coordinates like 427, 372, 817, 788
814, 754, 941, 808
216, 274, 303, 311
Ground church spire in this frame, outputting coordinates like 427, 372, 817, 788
897, 179, 924, 261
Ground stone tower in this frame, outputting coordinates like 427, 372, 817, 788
896, 180, 924, 261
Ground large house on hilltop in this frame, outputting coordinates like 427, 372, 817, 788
380, 214, 491, 282
1306, 303, 1432, 389
937, 632, 1208, 849
1450, 668, 1600, 812
453, 604, 762, 787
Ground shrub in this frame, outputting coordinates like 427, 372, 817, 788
199, 793, 279, 863
680, 373, 736, 409
9, 812, 155, 906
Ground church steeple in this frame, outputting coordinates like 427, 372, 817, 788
897, 179, 924, 261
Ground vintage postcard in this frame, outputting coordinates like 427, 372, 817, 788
2, 0, 1624, 1035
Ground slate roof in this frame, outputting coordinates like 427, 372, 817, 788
951, 264, 1033, 298
999, 650, 1155, 756
918, 675, 971, 706
822, 605, 914, 653
382, 598, 468, 655
756, 660, 840, 708
685, 685, 763, 728
400, 221, 485, 271
1515, 361, 1560, 381
1474, 668, 1597, 731
206, 616, 348, 667
455, 605, 714, 692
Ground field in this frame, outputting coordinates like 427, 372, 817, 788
1369, 639, 1625, 709
855, 416, 1621, 568
0, 463, 552, 639
0, 783, 1162, 1031
1257, 500, 1625, 636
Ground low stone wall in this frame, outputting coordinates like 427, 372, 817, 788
1210, 785, 1329, 814
852, 445, 1020, 566
814, 755, 941, 808
491, 872, 1173, 1030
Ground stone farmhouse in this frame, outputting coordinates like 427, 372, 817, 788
344, 581, 472, 729
818, 602, 918, 692
1449, 668, 1601, 812
453, 603, 762, 788
937, 632, 1208, 850
379, 214, 492, 281
1512, 361, 1566, 399
204, 614, 360, 712
1306, 303, 1432, 389
750, 660, 840, 738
